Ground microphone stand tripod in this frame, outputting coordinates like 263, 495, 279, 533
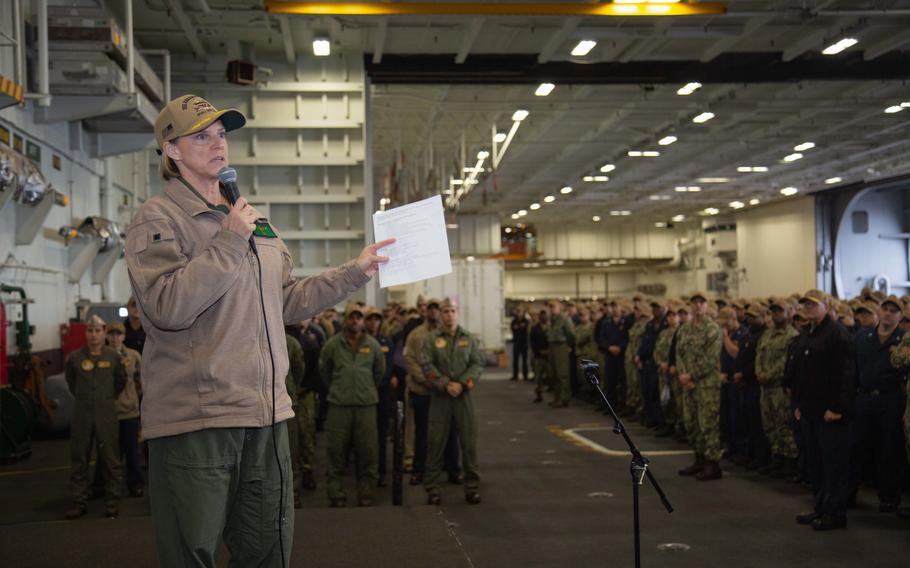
580, 359, 673, 568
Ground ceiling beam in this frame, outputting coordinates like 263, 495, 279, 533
265, 2, 727, 17
537, 17, 580, 64
781, 26, 831, 62
699, 13, 774, 63
278, 16, 296, 64
455, 17, 485, 64
372, 18, 388, 64
365, 52, 910, 84
863, 30, 910, 60
162, 0, 207, 59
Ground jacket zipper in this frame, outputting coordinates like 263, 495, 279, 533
249, 251, 270, 426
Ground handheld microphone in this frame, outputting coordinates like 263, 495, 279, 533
217, 166, 257, 253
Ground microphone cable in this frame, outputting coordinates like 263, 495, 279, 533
252, 241, 287, 567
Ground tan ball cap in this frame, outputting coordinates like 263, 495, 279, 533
155, 94, 246, 149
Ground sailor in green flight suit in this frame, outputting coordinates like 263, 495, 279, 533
421, 297, 484, 505
65, 315, 127, 519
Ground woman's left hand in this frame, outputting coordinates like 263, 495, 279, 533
356, 238, 396, 277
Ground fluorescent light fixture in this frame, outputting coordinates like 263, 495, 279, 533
698, 177, 729, 183
571, 40, 597, 57
675, 185, 701, 192
313, 38, 331, 57
671, 214, 686, 222
628, 150, 660, 157
511, 213, 520, 219
649, 195, 671, 201
543, 195, 555, 203
658, 136, 677, 146
451, 179, 464, 185
737, 166, 751, 172
783, 153, 803, 162
903, 102, 910, 108
504, 227, 512, 233
592, 215, 601, 222
793, 142, 815, 152
477, 150, 489, 160
512, 109, 529, 121
529, 203, 541, 210
610, 210, 631, 216
518, 209, 528, 216
822, 37, 858, 55
674, 186, 687, 192
780, 187, 799, 196
594, 175, 609, 182
494, 132, 507, 143
704, 207, 720, 215
655, 222, 668, 228
749, 198, 761, 206
600, 164, 616, 173
884, 105, 903, 114
692, 112, 714, 123
119, 307, 128, 318
729, 201, 745, 209
677, 81, 702, 96
688, 186, 701, 192
737, 166, 767, 173
463, 167, 481, 173
825, 176, 842, 184
752, 166, 769, 172
583, 176, 595, 182
560, 186, 573, 194
535, 83, 555, 97
628, 151, 642, 157
466, 256, 475, 262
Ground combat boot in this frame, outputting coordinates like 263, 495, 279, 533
65, 503, 88, 520
465, 492, 481, 505
696, 461, 722, 481
678, 453, 704, 476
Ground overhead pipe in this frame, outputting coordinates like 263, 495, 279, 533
28, 0, 51, 106
13, 0, 23, 88
126, 0, 135, 95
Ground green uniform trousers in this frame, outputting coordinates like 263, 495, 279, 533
760, 383, 798, 459
325, 404, 378, 501
148, 423, 293, 568
903, 382, 909, 464
660, 370, 680, 428
288, 392, 317, 498
682, 375, 723, 461
425, 392, 479, 495
548, 343, 571, 404
625, 358, 643, 413
533, 352, 549, 394
70, 401, 121, 507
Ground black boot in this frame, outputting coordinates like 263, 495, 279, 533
678, 453, 704, 476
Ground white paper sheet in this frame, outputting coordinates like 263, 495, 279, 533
372, 195, 452, 288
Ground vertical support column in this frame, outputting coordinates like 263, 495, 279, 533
363, 74, 378, 307
126, 0, 135, 95
37, 0, 50, 106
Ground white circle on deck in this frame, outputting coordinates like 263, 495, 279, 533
657, 543, 691, 552
541, 460, 562, 465
587, 491, 614, 498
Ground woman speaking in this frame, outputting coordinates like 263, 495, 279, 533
125, 94, 392, 567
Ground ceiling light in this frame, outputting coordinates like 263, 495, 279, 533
504, 227, 512, 233
692, 112, 714, 123
610, 210, 631, 216
529, 203, 541, 210
535, 83, 555, 97
463, 166, 481, 173
494, 132, 507, 143
512, 109, 529, 121
671, 214, 685, 222
312, 38, 331, 57
592, 215, 601, 222
518, 209, 528, 216
600, 164, 616, 173
729, 201, 745, 209
698, 177, 729, 183
451, 179, 464, 185
821, 37, 858, 55
628, 151, 642, 157
884, 105, 903, 114
903, 102, 910, 108
658, 136, 677, 146
543, 195, 555, 203
825, 177, 842, 184
583, 175, 595, 182
749, 198, 760, 205
737, 167, 752, 172
752, 166, 769, 172
704, 207, 720, 215
780, 187, 799, 196
643, 151, 660, 157
477, 150, 490, 160
655, 222, 668, 228
737, 166, 767, 173
783, 153, 804, 162
674, 186, 688, 192
675, 185, 701, 192
466, 256, 475, 262
571, 40, 597, 57
793, 142, 815, 152
594, 175, 609, 182
560, 186, 573, 194
511, 213, 519, 219
677, 82, 702, 96
688, 186, 701, 192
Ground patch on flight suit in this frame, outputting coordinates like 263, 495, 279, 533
457, 339, 469, 348
98, 360, 112, 369
253, 219, 278, 238
381, 345, 390, 353
81, 359, 95, 371
359, 346, 371, 353
435, 337, 447, 348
